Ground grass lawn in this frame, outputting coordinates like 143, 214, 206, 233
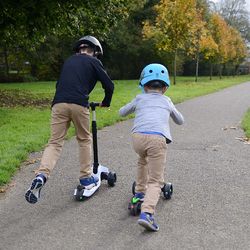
242, 108, 250, 139
0, 75, 249, 186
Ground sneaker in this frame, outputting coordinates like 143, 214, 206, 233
80, 176, 99, 190
138, 212, 159, 232
133, 192, 145, 202
25, 174, 46, 204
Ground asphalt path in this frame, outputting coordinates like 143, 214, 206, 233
1, 81, 250, 250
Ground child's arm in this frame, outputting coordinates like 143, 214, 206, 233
94, 60, 114, 107
119, 99, 136, 117
169, 101, 184, 125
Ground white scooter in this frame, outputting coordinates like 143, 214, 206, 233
74, 102, 117, 201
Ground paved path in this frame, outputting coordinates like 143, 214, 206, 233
1, 81, 250, 250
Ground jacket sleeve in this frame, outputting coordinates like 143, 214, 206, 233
119, 98, 137, 117
169, 99, 184, 125
94, 60, 114, 107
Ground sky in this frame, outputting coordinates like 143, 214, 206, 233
246, 0, 250, 11
243, 0, 250, 11
242, 0, 250, 11
211, 0, 250, 12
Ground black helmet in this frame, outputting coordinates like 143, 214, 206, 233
73, 35, 103, 56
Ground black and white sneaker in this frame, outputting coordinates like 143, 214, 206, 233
25, 174, 46, 204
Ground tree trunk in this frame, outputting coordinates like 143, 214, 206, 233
219, 64, 222, 79
173, 50, 177, 85
234, 65, 239, 76
210, 62, 213, 80
226, 64, 229, 76
195, 53, 199, 82
3, 44, 9, 80
31, 64, 38, 78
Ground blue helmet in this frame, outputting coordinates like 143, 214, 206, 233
139, 63, 170, 89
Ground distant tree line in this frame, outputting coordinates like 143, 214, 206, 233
0, 0, 249, 83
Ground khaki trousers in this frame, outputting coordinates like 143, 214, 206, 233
36, 103, 92, 179
132, 133, 167, 214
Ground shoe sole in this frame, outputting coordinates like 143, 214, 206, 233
25, 178, 43, 204
138, 219, 159, 232
25, 190, 38, 204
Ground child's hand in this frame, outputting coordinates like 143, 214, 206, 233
100, 102, 109, 107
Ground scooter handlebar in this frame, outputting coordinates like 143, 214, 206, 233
89, 102, 100, 110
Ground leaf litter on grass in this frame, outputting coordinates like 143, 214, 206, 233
0, 89, 51, 108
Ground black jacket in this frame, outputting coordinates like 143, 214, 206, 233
52, 54, 114, 107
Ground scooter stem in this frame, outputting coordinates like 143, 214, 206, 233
90, 102, 100, 174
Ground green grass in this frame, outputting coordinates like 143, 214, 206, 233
0, 75, 249, 186
242, 108, 250, 139
0, 108, 50, 184
0, 81, 55, 99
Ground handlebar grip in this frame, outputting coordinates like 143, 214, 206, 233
89, 102, 100, 109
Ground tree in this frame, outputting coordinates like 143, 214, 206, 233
186, 1, 209, 82
216, 0, 250, 41
0, 0, 137, 81
1, 0, 135, 44
142, 0, 198, 84
187, 1, 219, 80
209, 13, 232, 78
207, 12, 247, 78
199, 31, 219, 79
187, 0, 219, 81
103, 0, 175, 79
227, 26, 247, 74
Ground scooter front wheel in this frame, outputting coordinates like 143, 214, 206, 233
74, 185, 86, 201
132, 181, 136, 195
128, 200, 142, 216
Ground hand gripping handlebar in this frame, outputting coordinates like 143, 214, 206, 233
89, 102, 100, 110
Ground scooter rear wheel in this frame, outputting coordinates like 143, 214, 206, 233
161, 183, 173, 200
107, 172, 117, 187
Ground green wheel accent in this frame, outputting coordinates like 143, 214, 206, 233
132, 197, 140, 203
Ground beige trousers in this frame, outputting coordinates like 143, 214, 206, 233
36, 103, 92, 179
132, 133, 167, 214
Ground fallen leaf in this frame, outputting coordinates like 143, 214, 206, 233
222, 126, 237, 130
229, 126, 237, 130
235, 137, 250, 144
25, 158, 41, 165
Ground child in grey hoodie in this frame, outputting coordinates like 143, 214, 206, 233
119, 63, 184, 232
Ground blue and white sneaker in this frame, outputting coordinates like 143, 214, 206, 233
138, 212, 159, 232
80, 176, 99, 190
25, 174, 46, 204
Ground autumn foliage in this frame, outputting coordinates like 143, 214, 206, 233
142, 0, 247, 82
